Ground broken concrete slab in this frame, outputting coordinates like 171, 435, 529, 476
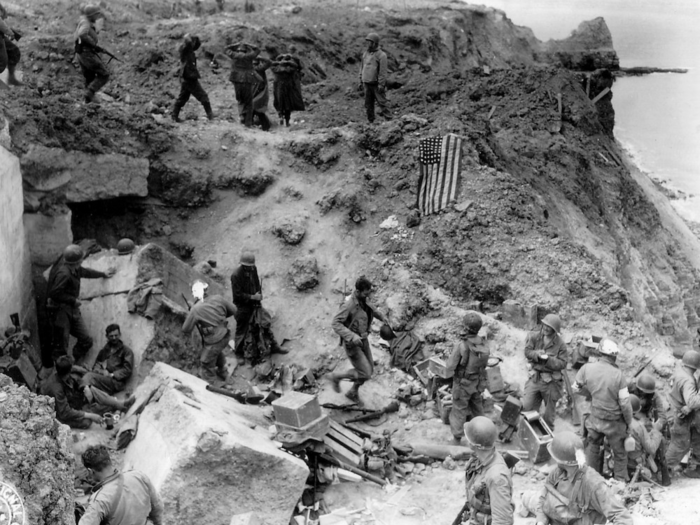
123, 363, 308, 525
20, 144, 149, 203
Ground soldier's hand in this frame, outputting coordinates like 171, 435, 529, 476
681, 406, 691, 417
251, 293, 262, 301
104, 266, 117, 278
351, 334, 363, 346
86, 413, 103, 424
539, 353, 548, 360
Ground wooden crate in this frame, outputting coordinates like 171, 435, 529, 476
323, 419, 365, 467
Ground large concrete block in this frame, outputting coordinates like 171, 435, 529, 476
124, 363, 308, 525
23, 211, 73, 266
20, 144, 149, 203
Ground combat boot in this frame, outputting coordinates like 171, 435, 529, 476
345, 384, 360, 402
7, 65, 23, 86
172, 104, 182, 123
202, 100, 214, 121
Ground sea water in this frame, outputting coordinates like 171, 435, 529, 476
479, 0, 700, 223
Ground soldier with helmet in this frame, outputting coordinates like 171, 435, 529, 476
665, 349, 700, 477
628, 372, 670, 430
172, 33, 213, 122
522, 313, 568, 430
446, 311, 490, 444
573, 338, 634, 481
358, 32, 389, 123
46, 244, 116, 365
627, 393, 671, 486
460, 416, 514, 525
532, 431, 633, 525
182, 280, 237, 383
74, 4, 110, 103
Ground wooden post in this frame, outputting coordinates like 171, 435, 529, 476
591, 87, 610, 104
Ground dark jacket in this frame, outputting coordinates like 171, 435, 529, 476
524, 330, 568, 379
46, 258, 106, 306
227, 46, 261, 84
179, 39, 200, 80
230, 265, 261, 308
332, 291, 384, 344
94, 340, 134, 383
74, 16, 99, 53
39, 369, 87, 427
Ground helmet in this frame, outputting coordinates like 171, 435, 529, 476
82, 4, 104, 20
463, 416, 497, 450
635, 373, 656, 394
629, 394, 641, 413
463, 312, 483, 335
365, 32, 380, 44
117, 238, 135, 255
682, 350, 700, 370
598, 339, 619, 356
547, 431, 585, 467
240, 251, 256, 266
541, 313, 561, 334
379, 324, 396, 341
63, 244, 84, 264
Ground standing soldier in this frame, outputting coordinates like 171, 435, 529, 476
0, 2, 22, 87
46, 244, 116, 364
533, 431, 633, 525
182, 280, 237, 384
446, 312, 490, 444
461, 416, 514, 525
573, 339, 633, 481
665, 350, 700, 478
522, 313, 568, 431
358, 32, 389, 123
225, 42, 262, 128
172, 33, 213, 122
330, 276, 390, 402
74, 4, 110, 103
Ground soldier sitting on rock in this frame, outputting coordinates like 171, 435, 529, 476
79, 323, 134, 395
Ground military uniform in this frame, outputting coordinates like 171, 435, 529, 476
463, 451, 514, 525
173, 36, 212, 121
81, 470, 163, 525
665, 365, 700, 467
535, 465, 633, 525
74, 15, 109, 102
226, 45, 262, 127
359, 47, 388, 122
82, 339, 134, 394
522, 330, 568, 429
628, 381, 670, 429
575, 359, 633, 481
446, 335, 490, 439
627, 416, 665, 478
182, 294, 237, 383
0, 5, 21, 80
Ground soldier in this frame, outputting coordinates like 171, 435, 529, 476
573, 339, 633, 481
46, 244, 116, 364
0, 2, 22, 87
665, 350, 700, 478
533, 431, 633, 525
172, 33, 213, 122
330, 276, 390, 402
627, 394, 671, 486
74, 4, 110, 103
80, 324, 134, 395
358, 32, 389, 123
461, 416, 514, 525
182, 280, 237, 384
522, 313, 568, 430
446, 312, 490, 444
628, 372, 670, 430
225, 42, 262, 127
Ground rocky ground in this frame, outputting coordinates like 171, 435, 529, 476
2, 0, 700, 524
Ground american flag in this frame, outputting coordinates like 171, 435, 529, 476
417, 134, 462, 215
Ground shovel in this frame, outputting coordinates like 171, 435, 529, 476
548, 92, 562, 133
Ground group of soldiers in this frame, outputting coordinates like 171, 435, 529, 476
328, 279, 700, 524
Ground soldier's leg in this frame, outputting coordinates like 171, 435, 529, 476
69, 308, 93, 364
344, 342, 372, 401
51, 307, 71, 361
363, 83, 375, 122
656, 438, 671, 486
82, 372, 122, 395
606, 419, 630, 481
0, 37, 7, 74
88, 386, 134, 412
190, 79, 213, 119
449, 379, 469, 440
84, 55, 110, 101
584, 417, 605, 473
666, 416, 691, 467
5, 39, 21, 85
521, 378, 542, 413
199, 337, 229, 383
468, 385, 485, 418
542, 381, 563, 430
233, 308, 252, 357
375, 86, 389, 118
172, 80, 192, 121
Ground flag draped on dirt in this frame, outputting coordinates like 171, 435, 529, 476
416, 133, 462, 215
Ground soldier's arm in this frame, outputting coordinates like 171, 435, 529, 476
0, 17, 13, 38
231, 272, 253, 305
680, 378, 700, 412
78, 496, 110, 525
523, 332, 542, 363
618, 383, 634, 427
654, 392, 671, 424
488, 474, 514, 525
79, 266, 110, 279
182, 309, 197, 335
378, 52, 387, 88
331, 301, 358, 344
145, 474, 164, 525
223, 298, 238, 318
112, 346, 134, 382
445, 342, 463, 377
573, 366, 587, 392
543, 340, 568, 371
51, 384, 90, 423
367, 302, 388, 325
535, 469, 557, 524
589, 484, 633, 525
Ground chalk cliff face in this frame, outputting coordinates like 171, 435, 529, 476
538, 17, 620, 71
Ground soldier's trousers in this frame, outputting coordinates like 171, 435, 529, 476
200, 333, 229, 383
0, 36, 20, 74
585, 415, 628, 481
363, 82, 388, 123
77, 51, 109, 99
522, 377, 563, 430
82, 372, 125, 395
449, 376, 484, 438
666, 414, 700, 467
50, 304, 93, 364
344, 339, 374, 386
174, 78, 211, 115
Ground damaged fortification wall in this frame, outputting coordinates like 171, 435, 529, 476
0, 376, 75, 525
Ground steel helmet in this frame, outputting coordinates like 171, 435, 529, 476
682, 350, 700, 370
635, 373, 656, 394
547, 431, 585, 467
117, 238, 135, 255
240, 251, 256, 266
629, 394, 641, 414
463, 312, 483, 335
82, 4, 104, 20
541, 314, 561, 334
365, 32, 380, 44
379, 324, 396, 341
63, 244, 84, 264
598, 339, 619, 356
464, 416, 497, 450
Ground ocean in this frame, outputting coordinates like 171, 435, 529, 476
479, 0, 700, 223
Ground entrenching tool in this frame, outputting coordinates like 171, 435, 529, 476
345, 401, 400, 423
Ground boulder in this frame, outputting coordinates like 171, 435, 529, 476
271, 216, 307, 245
0, 376, 75, 525
20, 144, 149, 203
123, 363, 308, 525
23, 210, 73, 266
289, 256, 319, 291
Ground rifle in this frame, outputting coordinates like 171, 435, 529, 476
633, 353, 656, 379
95, 45, 121, 64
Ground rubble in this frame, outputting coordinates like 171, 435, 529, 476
289, 256, 320, 291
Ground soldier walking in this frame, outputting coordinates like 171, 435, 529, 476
172, 34, 213, 122
665, 350, 700, 478
74, 4, 111, 103
446, 312, 490, 444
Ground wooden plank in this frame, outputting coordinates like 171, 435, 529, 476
591, 87, 610, 104
325, 438, 362, 466
330, 419, 363, 446
327, 428, 362, 453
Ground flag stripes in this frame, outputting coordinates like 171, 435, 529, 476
417, 134, 462, 215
